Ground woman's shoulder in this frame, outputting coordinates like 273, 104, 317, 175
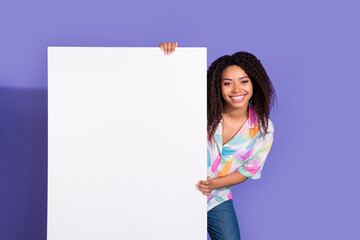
249, 106, 274, 132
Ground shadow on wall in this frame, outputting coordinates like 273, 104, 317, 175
0, 87, 47, 240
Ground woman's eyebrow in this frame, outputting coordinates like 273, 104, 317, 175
222, 76, 249, 80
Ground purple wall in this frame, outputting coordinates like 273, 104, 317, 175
1, 0, 359, 239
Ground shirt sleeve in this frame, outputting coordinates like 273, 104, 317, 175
237, 121, 274, 179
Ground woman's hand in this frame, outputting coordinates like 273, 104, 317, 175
195, 177, 215, 196
159, 42, 178, 55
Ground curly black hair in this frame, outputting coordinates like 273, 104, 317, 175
207, 51, 277, 141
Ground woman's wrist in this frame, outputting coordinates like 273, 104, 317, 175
211, 177, 222, 189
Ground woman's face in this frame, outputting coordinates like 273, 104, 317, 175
221, 65, 253, 111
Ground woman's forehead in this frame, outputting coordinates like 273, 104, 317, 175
221, 65, 248, 78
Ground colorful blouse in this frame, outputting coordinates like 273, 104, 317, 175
207, 105, 274, 211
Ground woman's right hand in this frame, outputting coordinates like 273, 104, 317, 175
159, 42, 178, 55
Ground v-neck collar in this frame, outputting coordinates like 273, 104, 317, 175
213, 105, 258, 155
221, 117, 249, 147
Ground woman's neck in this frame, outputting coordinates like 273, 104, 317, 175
222, 103, 249, 121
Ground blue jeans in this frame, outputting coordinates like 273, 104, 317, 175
207, 199, 241, 240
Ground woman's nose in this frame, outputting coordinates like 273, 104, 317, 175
233, 83, 241, 92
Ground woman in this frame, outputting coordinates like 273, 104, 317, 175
159, 42, 276, 240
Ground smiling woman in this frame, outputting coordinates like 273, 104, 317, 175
159, 42, 277, 240
221, 65, 253, 109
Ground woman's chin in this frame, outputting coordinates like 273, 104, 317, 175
225, 100, 249, 110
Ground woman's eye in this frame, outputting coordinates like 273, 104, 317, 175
241, 80, 249, 84
224, 82, 231, 86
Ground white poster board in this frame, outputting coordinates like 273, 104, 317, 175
47, 47, 207, 240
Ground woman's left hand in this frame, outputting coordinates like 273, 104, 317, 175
195, 177, 215, 196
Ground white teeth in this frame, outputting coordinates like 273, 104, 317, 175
231, 95, 245, 99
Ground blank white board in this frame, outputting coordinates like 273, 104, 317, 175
47, 47, 207, 240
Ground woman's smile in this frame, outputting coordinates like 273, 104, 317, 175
229, 94, 247, 102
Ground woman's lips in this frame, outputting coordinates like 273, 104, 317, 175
230, 94, 246, 103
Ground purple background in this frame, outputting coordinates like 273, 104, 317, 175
1, 0, 359, 239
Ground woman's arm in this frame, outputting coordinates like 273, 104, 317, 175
212, 171, 248, 189
196, 172, 248, 196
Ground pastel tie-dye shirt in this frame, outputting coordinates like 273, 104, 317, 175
207, 105, 274, 211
